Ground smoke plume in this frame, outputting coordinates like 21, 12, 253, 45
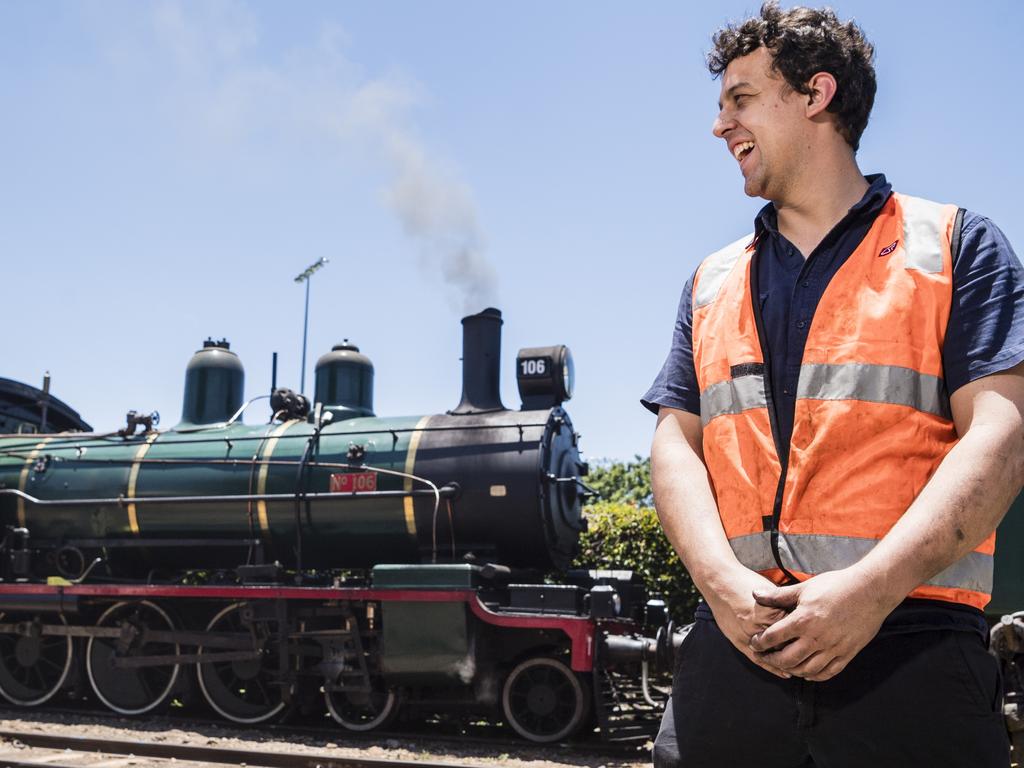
383, 134, 498, 314
144, 1, 500, 314
345, 85, 499, 315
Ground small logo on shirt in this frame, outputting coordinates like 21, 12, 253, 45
878, 240, 899, 257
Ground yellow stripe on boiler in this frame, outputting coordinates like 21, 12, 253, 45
17, 438, 54, 528
126, 432, 160, 535
256, 421, 296, 537
402, 416, 432, 536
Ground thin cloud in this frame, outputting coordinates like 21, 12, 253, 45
123, 0, 499, 313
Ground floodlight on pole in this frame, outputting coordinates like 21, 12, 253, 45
294, 257, 329, 394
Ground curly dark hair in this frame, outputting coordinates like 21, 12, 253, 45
708, 1, 876, 151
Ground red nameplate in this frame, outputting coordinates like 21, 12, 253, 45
330, 471, 378, 493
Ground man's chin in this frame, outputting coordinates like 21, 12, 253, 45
742, 176, 770, 200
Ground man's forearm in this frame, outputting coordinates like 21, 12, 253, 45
852, 419, 1023, 609
651, 408, 747, 595
652, 408, 793, 679
848, 370, 1024, 608
748, 407, 1024, 679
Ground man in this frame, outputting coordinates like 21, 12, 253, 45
642, 3, 1024, 767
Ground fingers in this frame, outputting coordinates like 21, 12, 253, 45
782, 650, 832, 678
751, 605, 787, 629
753, 637, 818, 671
752, 584, 800, 611
751, 657, 792, 679
740, 646, 792, 679
805, 656, 849, 682
720, 624, 792, 679
749, 614, 802, 652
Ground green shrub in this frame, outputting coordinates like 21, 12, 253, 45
573, 457, 701, 622
584, 456, 653, 506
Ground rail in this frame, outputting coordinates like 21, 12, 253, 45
0, 729, 486, 768
0, 706, 653, 756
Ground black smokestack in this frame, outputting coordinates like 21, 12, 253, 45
452, 307, 505, 414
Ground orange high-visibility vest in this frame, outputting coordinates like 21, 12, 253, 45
691, 192, 994, 610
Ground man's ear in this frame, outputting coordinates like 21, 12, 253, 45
806, 71, 837, 118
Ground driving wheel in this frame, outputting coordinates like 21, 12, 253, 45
86, 600, 180, 715
325, 674, 399, 732
197, 603, 286, 724
502, 656, 589, 743
0, 613, 73, 706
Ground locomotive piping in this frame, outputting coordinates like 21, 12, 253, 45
0, 456, 454, 472
0, 486, 457, 506
0, 421, 552, 456
16, 437, 53, 528
292, 418, 330, 576
126, 432, 159, 535
171, 395, 270, 433
351, 460, 443, 553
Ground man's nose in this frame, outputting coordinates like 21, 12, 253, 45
712, 110, 734, 139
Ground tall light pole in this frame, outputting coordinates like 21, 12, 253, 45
294, 257, 329, 394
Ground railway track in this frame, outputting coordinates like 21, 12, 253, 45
0, 705, 651, 759
0, 730, 482, 768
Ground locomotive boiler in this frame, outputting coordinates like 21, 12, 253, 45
1, 309, 584, 578
0, 309, 673, 743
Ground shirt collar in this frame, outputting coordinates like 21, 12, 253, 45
753, 173, 893, 238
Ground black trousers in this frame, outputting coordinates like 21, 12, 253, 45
653, 615, 1010, 768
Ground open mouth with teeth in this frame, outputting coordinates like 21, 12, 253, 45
733, 141, 755, 162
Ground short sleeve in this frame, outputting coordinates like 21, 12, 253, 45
944, 212, 1024, 394
641, 271, 701, 415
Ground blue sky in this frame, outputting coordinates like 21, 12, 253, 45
2, 1, 1021, 461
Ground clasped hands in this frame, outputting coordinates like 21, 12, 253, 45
713, 567, 892, 682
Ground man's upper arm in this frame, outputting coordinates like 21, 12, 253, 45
949, 361, 1024, 441
641, 271, 701, 416
654, 406, 704, 460
945, 213, 1024, 395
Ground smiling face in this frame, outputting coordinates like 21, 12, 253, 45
712, 47, 813, 203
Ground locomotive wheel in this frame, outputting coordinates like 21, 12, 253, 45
197, 603, 286, 724
0, 613, 73, 707
86, 601, 180, 715
324, 676, 399, 732
502, 657, 590, 743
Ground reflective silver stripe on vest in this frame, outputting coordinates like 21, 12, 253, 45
700, 373, 768, 426
693, 233, 754, 309
796, 363, 951, 420
729, 531, 778, 572
900, 194, 947, 274
729, 531, 993, 594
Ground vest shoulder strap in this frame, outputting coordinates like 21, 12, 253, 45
949, 207, 966, 266
896, 193, 954, 274
693, 232, 754, 310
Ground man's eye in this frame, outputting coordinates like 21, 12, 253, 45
734, 95, 748, 105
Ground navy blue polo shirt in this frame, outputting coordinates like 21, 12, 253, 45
643, 174, 1024, 431
642, 174, 1024, 633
